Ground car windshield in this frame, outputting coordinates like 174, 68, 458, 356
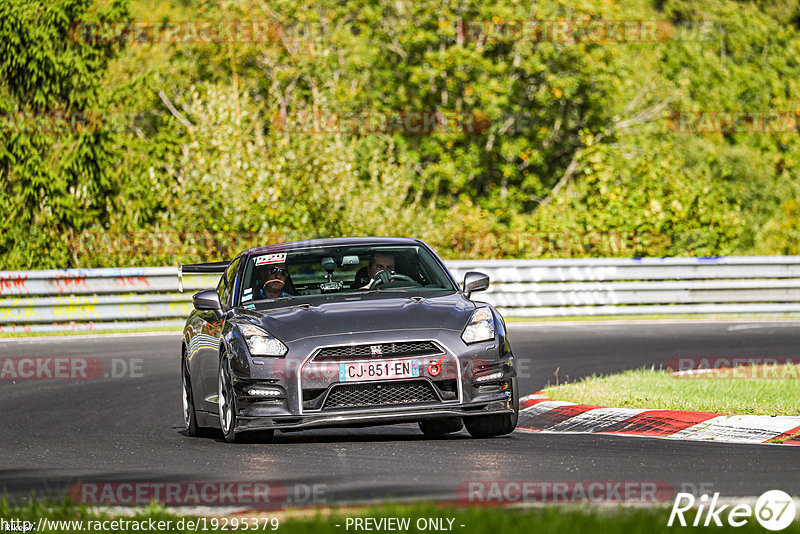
239, 244, 456, 305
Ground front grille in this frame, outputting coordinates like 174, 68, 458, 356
322, 380, 440, 409
314, 341, 440, 361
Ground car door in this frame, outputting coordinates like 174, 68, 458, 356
196, 256, 242, 414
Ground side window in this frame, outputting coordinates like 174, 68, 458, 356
218, 256, 242, 308
215, 275, 225, 299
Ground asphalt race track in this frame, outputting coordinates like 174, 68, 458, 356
1, 321, 799, 506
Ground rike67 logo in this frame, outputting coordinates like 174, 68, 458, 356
668, 490, 796, 531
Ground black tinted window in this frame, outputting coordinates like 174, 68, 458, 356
240, 245, 455, 303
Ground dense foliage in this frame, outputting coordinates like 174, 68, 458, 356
1, 0, 799, 268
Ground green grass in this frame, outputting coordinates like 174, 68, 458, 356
3, 498, 798, 534
545, 366, 800, 416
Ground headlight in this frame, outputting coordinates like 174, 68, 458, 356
240, 324, 288, 357
462, 308, 495, 344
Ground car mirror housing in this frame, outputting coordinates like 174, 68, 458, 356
193, 289, 222, 315
463, 271, 490, 299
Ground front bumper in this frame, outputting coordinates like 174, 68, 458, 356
228, 364, 516, 432
220, 329, 517, 432
235, 391, 515, 431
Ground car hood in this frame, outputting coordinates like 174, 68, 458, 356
237, 292, 476, 342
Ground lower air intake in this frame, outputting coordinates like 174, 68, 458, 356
323, 380, 439, 409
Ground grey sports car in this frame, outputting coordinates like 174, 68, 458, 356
180, 237, 518, 442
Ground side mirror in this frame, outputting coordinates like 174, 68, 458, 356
463, 271, 490, 299
193, 289, 222, 317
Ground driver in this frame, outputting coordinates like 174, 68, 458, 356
260, 263, 291, 299
361, 252, 396, 289
368, 252, 395, 278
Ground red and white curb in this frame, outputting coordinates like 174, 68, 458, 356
517, 392, 800, 445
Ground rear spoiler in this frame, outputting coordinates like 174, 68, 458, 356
178, 260, 230, 292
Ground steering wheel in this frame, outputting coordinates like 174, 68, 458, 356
369, 270, 417, 288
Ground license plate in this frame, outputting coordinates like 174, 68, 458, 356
338, 359, 420, 382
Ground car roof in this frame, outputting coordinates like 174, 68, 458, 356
242, 237, 427, 257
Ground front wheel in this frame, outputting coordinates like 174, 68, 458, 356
182, 354, 206, 437
464, 381, 518, 438
218, 355, 276, 444
218, 356, 239, 443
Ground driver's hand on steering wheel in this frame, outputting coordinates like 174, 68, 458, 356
365, 270, 416, 289
362, 269, 392, 289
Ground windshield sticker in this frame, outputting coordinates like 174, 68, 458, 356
254, 253, 287, 266
244, 287, 252, 294
242, 293, 253, 302
244, 303, 255, 310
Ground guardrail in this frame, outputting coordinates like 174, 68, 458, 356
2, 256, 800, 332
447, 256, 800, 317
0, 268, 216, 333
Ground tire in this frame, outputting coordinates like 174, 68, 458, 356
218, 355, 276, 444
218, 356, 240, 443
464, 380, 519, 438
182, 353, 205, 437
419, 417, 464, 436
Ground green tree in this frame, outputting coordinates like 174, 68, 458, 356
0, 0, 129, 268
